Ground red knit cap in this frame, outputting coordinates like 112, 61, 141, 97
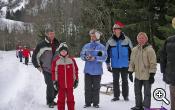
113, 21, 125, 29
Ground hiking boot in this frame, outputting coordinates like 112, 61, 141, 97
83, 104, 91, 108
93, 104, 100, 108
111, 97, 119, 101
48, 102, 54, 108
124, 97, 129, 101
131, 106, 144, 110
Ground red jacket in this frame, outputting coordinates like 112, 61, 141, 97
51, 56, 78, 88
23, 48, 31, 58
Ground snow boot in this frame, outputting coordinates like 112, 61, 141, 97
131, 106, 144, 110
111, 97, 119, 101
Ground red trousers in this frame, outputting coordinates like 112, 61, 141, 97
57, 88, 75, 110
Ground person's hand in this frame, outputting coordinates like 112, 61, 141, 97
85, 55, 95, 61
53, 81, 58, 91
128, 71, 133, 82
89, 56, 95, 61
85, 55, 91, 60
37, 67, 43, 73
16, 55, 18, 58
74, 79, 79, 89
97, 51, 103, 56
149, 73, 155, 84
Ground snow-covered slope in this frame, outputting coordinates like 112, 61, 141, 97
0, 0, 50, 33
0, 18, 33, 33
0, 51, 171, 110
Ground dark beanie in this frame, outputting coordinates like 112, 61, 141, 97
58, 42, 69, 54
59, 46, 68, 53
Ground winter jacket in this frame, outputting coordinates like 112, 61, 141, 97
23, 48, 31, 58
17, 48, 23, 58
106, 33, 133, 68
32, 37, 60, 72
80, 41, 107, 75
128, 44, 157, 80
51, 56, 78, 88
160, 35, 175, 85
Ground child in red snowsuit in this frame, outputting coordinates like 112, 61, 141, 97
51, 43, 79, 110
22, 46, 31, 65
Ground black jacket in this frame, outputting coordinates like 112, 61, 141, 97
160, 35, 175, 85
32, 37, 60, 72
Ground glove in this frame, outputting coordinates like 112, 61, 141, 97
149, 73, 155, 84
74, 80, 79, 89
97, 51, 103, 56
53, 81, 58, 91
37, 67, 43, 73
16, 55, 18, 58
85, 55, 91, 61
85, 56, 95, 61
128, 72, 133, 82
107, 64, 112, 72
163, 73, 170, 84
128, 71, 133, 82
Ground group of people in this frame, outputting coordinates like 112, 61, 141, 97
16, 45, 31, 65
31, 20, 175, 110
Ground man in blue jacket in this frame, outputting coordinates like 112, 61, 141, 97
106, 21, 133, 101
80, 29, 107, 108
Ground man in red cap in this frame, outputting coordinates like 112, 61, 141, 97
106, 21, 133, 101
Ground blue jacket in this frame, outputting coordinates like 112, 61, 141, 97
80, 41, 107, 75
106, 33, 133, 68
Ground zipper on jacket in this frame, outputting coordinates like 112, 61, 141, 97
64, 58, 67, 88
117, 41, 119, 59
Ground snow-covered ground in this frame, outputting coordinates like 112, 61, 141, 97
0, 51, 171, 110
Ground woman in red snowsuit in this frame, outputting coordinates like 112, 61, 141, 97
22, 46, 31, 65
51, 43, 79, 110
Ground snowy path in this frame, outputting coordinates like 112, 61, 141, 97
0, 51, 171, 110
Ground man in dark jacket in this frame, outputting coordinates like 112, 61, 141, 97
32, 28, 60, 108
106, 21, 133, 101
160, 18, 175, 110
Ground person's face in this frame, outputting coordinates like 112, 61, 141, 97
113, 28, 121, 37
137, 34, 148, 46
60, 50, 68, 57
47, 32, 55, 41
90, 33, 97, 41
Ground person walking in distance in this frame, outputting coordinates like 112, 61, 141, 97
22, 46, 31, 65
